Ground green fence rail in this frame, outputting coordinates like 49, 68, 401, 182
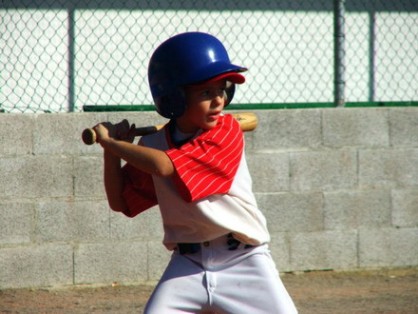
83, 101, 418, 112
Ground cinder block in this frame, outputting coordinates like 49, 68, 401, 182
323, 108, 389, 147
36, 200, 110, 242
359, 227, 418, 268
243, 129, 256, 151
324, 189, 391, 230
0, 156, 73, 198
392, 189, 418, 227
359, 148, 418, 187
290, 149, 357, 191
74, 241, 148, 285
256, 192, 324, 233
247, 152, 289, 192
0, 114, 34, 156
34, 112, 108, 155
0, 244, 73, 289
389, 108, 418, 146
147, 240, 172, 281
269, 233, 291, 272
290, 230, 358, 271
0, 157, 23, 197
252, 109, 322, 151
0, 202, 34, 245
110, 206, 163, 240
73, 156, 106, 197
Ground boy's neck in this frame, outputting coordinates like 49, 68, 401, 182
169, 120, 197, 147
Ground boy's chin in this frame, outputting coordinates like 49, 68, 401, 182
201, 122, 217, 131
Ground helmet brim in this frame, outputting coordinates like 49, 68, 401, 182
187, 63, 247, 86
204, 72, 246, 85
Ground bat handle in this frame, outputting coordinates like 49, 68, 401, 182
81, 128, 97, 145
81, 125, 160, 145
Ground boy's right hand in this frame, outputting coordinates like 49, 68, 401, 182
94, 119, 136, 144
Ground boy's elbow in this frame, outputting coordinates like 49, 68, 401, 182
154, 159, 174, 177
155, 167, 172, 177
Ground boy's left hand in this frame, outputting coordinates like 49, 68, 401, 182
115, 119, 136, 143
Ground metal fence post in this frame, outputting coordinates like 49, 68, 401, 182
67, 6, 76, 112
368, 5, 376, 102
334, 0, 346, 107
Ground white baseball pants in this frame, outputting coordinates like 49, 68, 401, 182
144, 236, 298, 314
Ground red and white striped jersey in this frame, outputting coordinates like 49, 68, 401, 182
121, 114, 270, 249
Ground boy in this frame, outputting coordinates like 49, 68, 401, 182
94, 32, 297, 313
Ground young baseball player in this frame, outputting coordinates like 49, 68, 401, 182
94, 32, 298, 313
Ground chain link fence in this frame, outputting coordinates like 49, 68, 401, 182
1, 1, 417, 113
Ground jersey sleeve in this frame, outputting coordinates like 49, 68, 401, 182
165, 114, 244, 202
121, 163, 158, 217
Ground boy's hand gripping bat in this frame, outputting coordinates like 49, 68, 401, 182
81, 112, 258, 145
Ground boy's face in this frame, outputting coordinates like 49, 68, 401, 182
177, 79, 228, 133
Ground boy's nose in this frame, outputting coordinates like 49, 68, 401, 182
211, 94, 225, 107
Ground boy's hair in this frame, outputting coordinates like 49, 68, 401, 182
148, 32, 247, 119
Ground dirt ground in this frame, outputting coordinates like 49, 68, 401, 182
1, 267, 417, 314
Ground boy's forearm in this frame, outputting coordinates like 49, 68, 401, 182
101, 138, 174, 177
103, 151, 128, 213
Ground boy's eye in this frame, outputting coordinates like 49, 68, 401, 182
201, 90, 211, 97
217, 87, 227, 97
205, 87, 226, 96
192, 85, 227, 99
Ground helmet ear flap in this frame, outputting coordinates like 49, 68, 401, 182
155, 88, 186, 119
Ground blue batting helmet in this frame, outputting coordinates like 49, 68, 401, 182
148, 32, 247, 119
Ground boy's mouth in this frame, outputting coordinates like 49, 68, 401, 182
207, 112, 221, 122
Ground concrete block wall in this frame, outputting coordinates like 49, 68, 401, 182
1, 108, 417, 289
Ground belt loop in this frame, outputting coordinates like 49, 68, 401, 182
227, 233, 241, 250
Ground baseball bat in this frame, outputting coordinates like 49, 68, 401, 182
82, 112, 258, 145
